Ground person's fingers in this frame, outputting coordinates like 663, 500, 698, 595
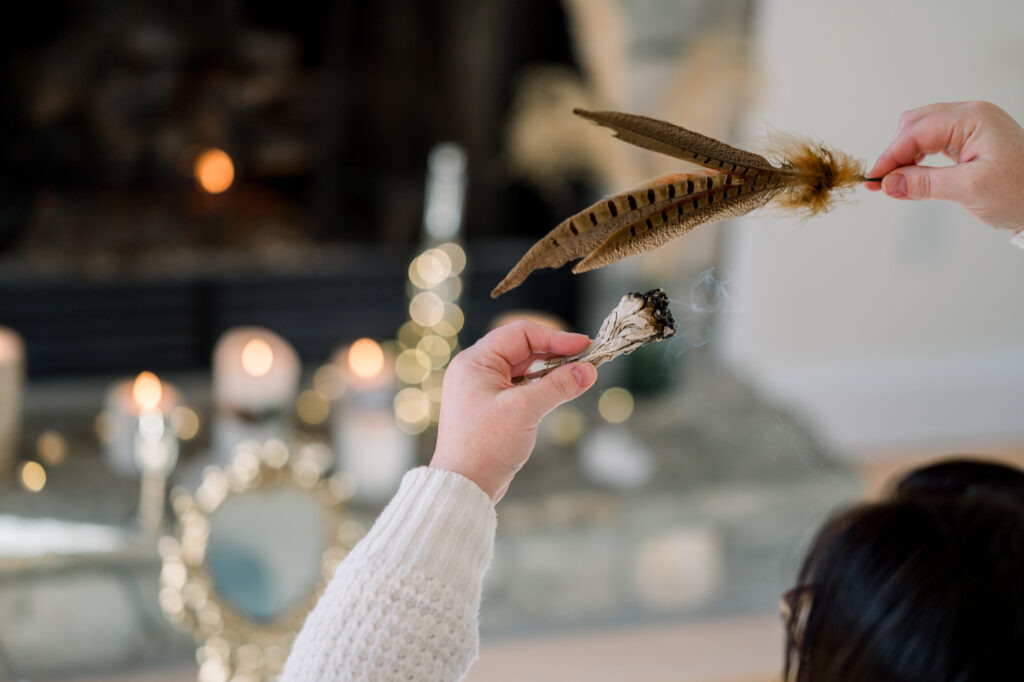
867, 107, 974, 187
509, 352, 564, 378
880, 163, 975, 202
514, 362, 597, 421
478, 321, 590, 368
893, 102, 954, 135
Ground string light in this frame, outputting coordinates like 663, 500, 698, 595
437, 242, 466, 275
394, 349, 431, 385
392, 142, 467, 432
409, 292, 445, 327
393, 238, 466, 431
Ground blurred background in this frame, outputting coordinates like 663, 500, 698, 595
1, 1, 1022, 681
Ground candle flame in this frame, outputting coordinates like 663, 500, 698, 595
348, 338, 385, 380
133, 371, 163, 411
241, 338, 274, 377
195, 148, 235, 194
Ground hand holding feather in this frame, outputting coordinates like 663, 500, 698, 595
867, 101, 1024, 233
492, 109, 869, 298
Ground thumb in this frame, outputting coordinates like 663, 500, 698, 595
882, 164, 970, 202
517, 362, 598, 421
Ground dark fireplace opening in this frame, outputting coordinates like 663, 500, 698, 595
1, 0, 588, 376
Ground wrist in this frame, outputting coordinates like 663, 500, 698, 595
428, 452, 503, 501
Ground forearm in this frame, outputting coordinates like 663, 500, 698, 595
281, 467, 496, 682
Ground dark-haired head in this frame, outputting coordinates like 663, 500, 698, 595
784, 458, 1024, 682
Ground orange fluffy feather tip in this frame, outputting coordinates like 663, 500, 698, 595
761, 132, 867, 217
490, 109, 874, 298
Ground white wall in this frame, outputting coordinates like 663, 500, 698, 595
720, 0, 1024, 456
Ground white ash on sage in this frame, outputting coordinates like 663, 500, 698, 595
513, 289, 675, 384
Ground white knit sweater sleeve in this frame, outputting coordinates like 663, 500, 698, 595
281, 466, 497, 682
1012, 230, 1024, 250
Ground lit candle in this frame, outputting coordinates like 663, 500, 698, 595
101, 373, 180, 476
0, 327, 24, 481
212, 327, 300, 462
132, 372, 179, 536
330, 339, 415, 505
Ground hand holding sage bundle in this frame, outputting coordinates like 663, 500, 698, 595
512, 289, 675, 385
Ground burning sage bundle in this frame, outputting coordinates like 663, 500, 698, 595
513, 289, 675, 385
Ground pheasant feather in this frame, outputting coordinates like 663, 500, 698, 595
491, 109, 868, 298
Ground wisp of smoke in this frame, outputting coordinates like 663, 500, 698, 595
670, 267, 731, 350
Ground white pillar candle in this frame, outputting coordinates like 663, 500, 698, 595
0, 327, 24, 480
131, 372, 179, 536
330, 340, 415, 505
212, 327, 300, 462
102, 373, 181, 476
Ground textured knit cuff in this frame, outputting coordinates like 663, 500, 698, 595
347, 467, 497, 600
1011, 230, 1024, 250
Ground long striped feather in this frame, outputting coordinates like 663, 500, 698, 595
491, 110, 867, 297
573, 179, 779, 273
491, 172, 711, 298
574, 108, 778, 176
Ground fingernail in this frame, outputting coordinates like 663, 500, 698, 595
572, 363, 595, 387
883, 173, 907, 198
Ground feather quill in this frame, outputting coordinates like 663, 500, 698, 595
491, 109, 867, 298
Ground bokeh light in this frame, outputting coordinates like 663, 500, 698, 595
296, 389, 330, 425
394, 387, 430, 425
313, 364, 346, 400
241, 339, 274, 378
425, 386, 444, 421
430, 302, 465, 338
417, 335, 452, 369
171, 406, 201, 441
409, 292, 445, 327
437, 242, 466, 275
598, 387, 635, 424
94, 411, 117, 444
420, 370, 445, 392
547, 406, 586, 446
433, 276, 463, 302
394, 349, 432, 384
194, 148, 234, 194
132, 371, 163, 411
36, 430, 67, 466
397, 321, 425, 349
412, 249, 452, 287
19, 461, 46, 493
347, 338, 385, 380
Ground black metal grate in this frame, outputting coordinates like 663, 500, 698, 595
0, 241, 578, 378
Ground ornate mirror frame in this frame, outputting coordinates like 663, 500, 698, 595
158, 440, 364, 681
